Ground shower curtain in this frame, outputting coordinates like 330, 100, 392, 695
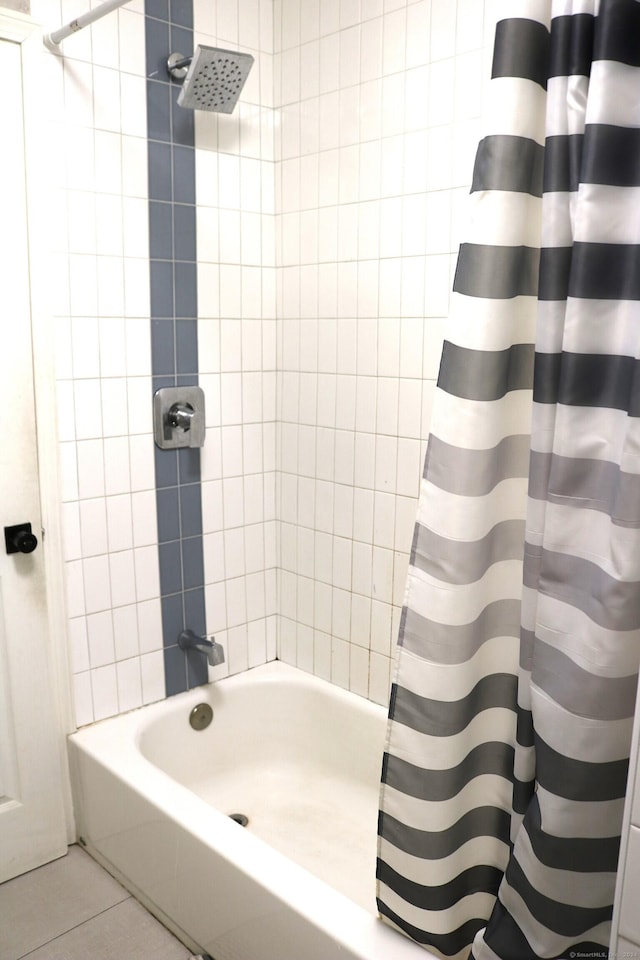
377, 2, 640, 958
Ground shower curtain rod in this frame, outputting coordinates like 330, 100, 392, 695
44, 0, 132, 49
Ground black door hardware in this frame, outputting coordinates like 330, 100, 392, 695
4, 523, 38, 555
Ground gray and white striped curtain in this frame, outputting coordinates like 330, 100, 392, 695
377, 1, 640, 958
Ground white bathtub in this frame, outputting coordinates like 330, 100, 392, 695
69, 661, 432, 960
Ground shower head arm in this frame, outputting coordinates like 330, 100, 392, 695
167, 53, 193, 80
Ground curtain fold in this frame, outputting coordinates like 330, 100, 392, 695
377, 2, 640, 958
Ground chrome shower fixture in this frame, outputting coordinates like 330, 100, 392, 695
167, 45, 255, 113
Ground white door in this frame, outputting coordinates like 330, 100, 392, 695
0, 31, 68, 882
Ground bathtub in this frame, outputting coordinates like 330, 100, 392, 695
69, 661, 432, 960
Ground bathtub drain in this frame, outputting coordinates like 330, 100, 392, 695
229, 813, 249, 827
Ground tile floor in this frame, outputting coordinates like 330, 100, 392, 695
0, 844, 199, 960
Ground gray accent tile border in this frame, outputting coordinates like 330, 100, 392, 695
144, 0, 208, 695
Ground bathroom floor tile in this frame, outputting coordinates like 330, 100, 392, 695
0, 845, 129, 960
20, 896, 192, 960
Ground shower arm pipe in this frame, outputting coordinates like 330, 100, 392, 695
43, 0, 132, 50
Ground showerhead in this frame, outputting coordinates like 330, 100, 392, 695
167, 45, 254, 113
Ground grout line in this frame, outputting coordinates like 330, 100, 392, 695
17, 894, 133, 960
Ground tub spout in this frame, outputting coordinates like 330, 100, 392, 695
178, 629, 225, 667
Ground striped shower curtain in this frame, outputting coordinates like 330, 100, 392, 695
377, 2, 640, 958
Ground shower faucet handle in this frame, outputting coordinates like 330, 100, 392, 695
168, 402, 195, 432
153, 386, 205, 449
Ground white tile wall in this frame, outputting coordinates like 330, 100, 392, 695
194, 0, 278, 689
273, 0, 495, 704
30, 5, 640, 951
35, 0, 159, 727
38, 0, 497, 725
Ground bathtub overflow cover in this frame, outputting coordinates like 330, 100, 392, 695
189, 703, 213, 731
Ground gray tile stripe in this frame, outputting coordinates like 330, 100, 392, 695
144, 0, 206, 697
400, 600, 522, 664
529, 449, 640, 526
438, 342, 534, 401
424, 435, 532, 495
412, 519, 526, 585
